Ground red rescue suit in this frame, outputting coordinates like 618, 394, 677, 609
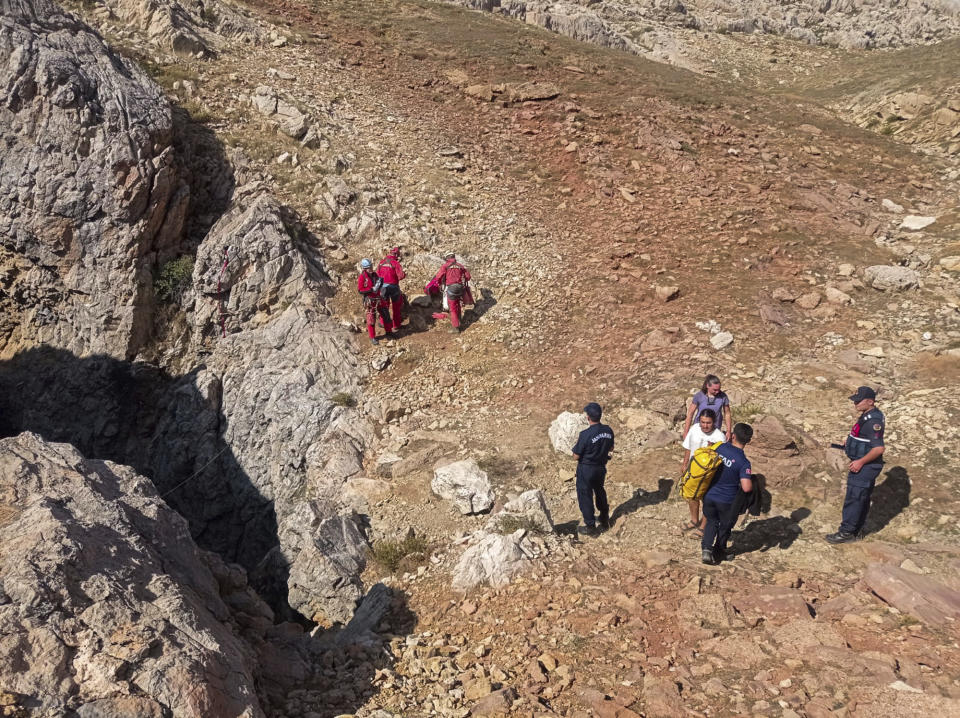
377, 255, 406, 331
357, 269, 391, 339
431, 259, 472, 330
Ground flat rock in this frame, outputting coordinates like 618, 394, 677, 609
882, 198, 905, 213
655, 285, 680, 302
860, 562, 960, 627
506, 81, 560, 102
732, 587, 813, 620
938, 256, 960, 272
825, 286, 852, 304
900, 215, 936, 231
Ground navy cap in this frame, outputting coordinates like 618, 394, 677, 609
849, 386, 876, 402
583, 402, 602, 420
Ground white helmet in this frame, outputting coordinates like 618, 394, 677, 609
360, 258, 373, 269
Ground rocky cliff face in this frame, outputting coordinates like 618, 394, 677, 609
0, 432, 267, 716
450, 0, 960, 63
0, 0, 374, 631
0, 0, 187, 360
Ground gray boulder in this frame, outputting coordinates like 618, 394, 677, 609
0, 0, 186, 360
275, 504, 369, 627
452, 530, 541, 590
432, 459, 495, 514
548, 411, 588, 453
0, 432, 265, 716
864, 265, 920, 292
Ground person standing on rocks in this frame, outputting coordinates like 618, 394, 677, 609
683, 374, 733, 441
826, 386, 886, 544
377, 246, 406, 336
701, 422, 753, 565
357, 258, 392, 346
431, 252, 472, 334
572, 402, 615, 537
679, 408, 725, 537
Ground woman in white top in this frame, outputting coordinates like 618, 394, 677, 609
680, 408, 725, 536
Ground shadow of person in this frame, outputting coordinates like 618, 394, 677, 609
610, 477, 673, 527
731, 507, 812, 556
461, 287, 497, 330
864, 465, 911, 535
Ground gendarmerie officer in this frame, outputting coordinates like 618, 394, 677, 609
826, 386, 885, 544
572, 402, 614, 537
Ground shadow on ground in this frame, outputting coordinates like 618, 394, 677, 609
731, 507, 812, 556
611, 477, 673, 526
865, 465, 911, 535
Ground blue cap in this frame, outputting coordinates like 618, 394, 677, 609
583, 402, 602, 421
849, 386, 876, 402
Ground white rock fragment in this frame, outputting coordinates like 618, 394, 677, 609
548, 411, 588, 453
900, 215, 936, 231
710, 331, 734, 350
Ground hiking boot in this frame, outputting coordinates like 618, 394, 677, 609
370, 337, 379, 346
713, 548, 728, 563
598, 516, 610, 531
579, 525, 599, 538
825, 531, 860, 544
701, 549, 717, 565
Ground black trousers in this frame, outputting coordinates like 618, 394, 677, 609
702, 498, 736, 553
576, 464, 608, 527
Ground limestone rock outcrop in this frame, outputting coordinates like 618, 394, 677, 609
432, 459, 495, 514
0, 432, 265, 716
0, 0, 186, 359
548, 411, 587, 453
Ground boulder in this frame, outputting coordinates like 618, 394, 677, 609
860, 562, 960, 627
485, 489, 554, 534
0, 433, 265, 716
505, 81, 560, 102
268, 506, 369, 627
452, 530, 540, 590
432, 460, 495, 514
825, 286, 852, 304
638, 328, 676, 351
655, 285, 680, 302
0, 0, 187, 359
748, 415, 804, 486
796, 291, 822, 309
549, 411, 588, 452
864, 265, 919, 292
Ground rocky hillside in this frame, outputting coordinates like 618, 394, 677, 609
0, 0, 959, 715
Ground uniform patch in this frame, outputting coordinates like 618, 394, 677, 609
873, 424, 882, 431
745, 467, 752, 474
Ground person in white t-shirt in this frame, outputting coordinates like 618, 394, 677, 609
680, 408, 725, 536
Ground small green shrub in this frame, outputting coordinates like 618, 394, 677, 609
331, 392, 356, 408
154, 255, 195, 304
494, 514, 544, 535
370, 535, 429, 572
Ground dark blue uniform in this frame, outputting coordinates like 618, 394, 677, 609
573, 423, 615, 528
840, 408, 885, 535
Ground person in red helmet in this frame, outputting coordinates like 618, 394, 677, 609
357, 258, 391, 345
377, 246, 406, 335
431, 252, 472, 333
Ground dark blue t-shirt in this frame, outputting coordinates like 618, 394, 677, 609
572, 423, 615, 466
704, 442, 752, 504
